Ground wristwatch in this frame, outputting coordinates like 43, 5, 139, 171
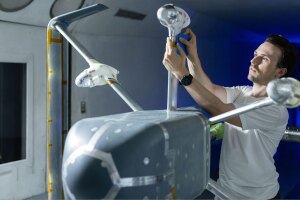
179, 74, 193, 86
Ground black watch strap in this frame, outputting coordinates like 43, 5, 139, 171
179, 74, 193, 86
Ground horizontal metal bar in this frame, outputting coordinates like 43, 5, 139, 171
48, 4, 109, 65
49, 4, 108, 27
283, 127, 300, 143
209, 98, 274, 124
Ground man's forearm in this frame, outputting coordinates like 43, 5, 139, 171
183, 79, 242, 127
187, 58, 214, 89
187, 58, 227, 103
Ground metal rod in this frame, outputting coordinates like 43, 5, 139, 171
106, 78, 143, 111
46, 28, 64, 200
49, 4, 108, 66
209, 98, 274, 124
283, 127, 300, 143
50, 4, 108, 26
55, 8, 143, 112
52, 4, 142, 112
207, 178, 237, 200
55, 24, 143, 112
167, 72, 178, 111
47, 4, 108, 200
55, 25, 94, 65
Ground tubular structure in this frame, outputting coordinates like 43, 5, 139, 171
47, 4, 109, 200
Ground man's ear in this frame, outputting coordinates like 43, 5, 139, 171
277, 67, 287, 78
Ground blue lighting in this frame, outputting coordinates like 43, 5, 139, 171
297, 108, 300, 127
288, 37, 300, 44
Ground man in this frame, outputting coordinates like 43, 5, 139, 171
162, 29, 298, 199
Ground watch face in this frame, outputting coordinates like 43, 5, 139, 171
181, 74, 193, 86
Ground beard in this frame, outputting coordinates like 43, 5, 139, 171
248, 73, 256, 82
248, 68, 264, 84
248, 68, 257, 82
248, 71, 270, 86
248, 65, 262, 83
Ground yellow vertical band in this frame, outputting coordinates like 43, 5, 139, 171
47, 29, 63, 44
170, 186, 176, 200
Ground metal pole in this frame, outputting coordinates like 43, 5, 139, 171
167, 71, 177, 111
47, 4, 109, 200
50, 4, 107, 26
207, 178, 237, 200
209, 98, 274, 124
283, 127, 300, 143
46, 28, 64, 200
53, 11, 143, 112
54, 25, 94, 65
106, 78, 143, 111
54, 21, 143, 111
166, 37, 178, 112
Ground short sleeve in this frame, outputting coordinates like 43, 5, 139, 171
225, 86, 251, 104
238, 104, 288, 131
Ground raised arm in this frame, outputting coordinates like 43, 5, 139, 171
179, 29, 227, 103
163, 37, 241, 127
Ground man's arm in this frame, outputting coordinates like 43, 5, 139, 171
180, 29, 227, 103
163, 37, 242, 127
183, 78, 241, 127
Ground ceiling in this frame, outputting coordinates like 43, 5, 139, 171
0, 0, 300, 40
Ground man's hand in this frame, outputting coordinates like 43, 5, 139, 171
180, 28, 200, 65
163, 37, 189, 80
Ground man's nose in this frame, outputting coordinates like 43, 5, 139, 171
250, 56, 261, 65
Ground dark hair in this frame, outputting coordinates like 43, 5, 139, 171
265, 34, 298, 75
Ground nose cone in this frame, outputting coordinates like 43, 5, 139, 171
75, 63, 119, 88
75, 69, 91, 87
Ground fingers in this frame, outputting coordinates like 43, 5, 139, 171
184, 28, 195, 37
165, 36, 187, 60
165, 38, 170, 54
179, 29, 193, 45
183, 28, 189, 34
183, 28, 196, 43
166, 37, 175, 54
179, 37, 188, 45
166, 37, 175, 46
162, 52, 173, 72
176, 43, 185, 58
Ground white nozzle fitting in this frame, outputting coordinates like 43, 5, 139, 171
157, 4, 190, 38
267, 77, 300, 108
75, 59, 119, 87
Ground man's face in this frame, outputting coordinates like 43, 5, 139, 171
248, 42, 286, 85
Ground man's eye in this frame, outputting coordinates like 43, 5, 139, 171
263, 57, 268, 61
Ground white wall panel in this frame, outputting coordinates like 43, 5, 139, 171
0, 21, 46, 199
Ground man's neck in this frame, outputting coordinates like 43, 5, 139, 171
251, 83, 268, 97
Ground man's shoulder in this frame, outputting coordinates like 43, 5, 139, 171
225, 85, 252, 95
224, 85, 252, 103
230, 85, 252, 91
